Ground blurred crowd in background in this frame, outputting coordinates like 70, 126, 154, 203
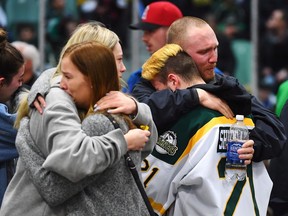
0, 0, 288, 114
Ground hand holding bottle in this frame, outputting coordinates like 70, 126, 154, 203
238, 140, 254, 165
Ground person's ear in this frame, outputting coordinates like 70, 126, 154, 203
0, 77, 4, 87
167, 73, 179, 91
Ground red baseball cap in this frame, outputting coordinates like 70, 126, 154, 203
130, 1, 183, 31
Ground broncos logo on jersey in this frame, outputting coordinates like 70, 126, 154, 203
155, 131, 178, 156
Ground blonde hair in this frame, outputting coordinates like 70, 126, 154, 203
55, 22, 127, 89
55, 22, 120, 76
142, 44, 182, 80
14, 93, 29, 128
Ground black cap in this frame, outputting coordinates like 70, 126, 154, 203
129, 21, 162, 31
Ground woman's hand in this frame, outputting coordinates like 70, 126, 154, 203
33, 94, 46, 114
196, 89, 234, 119
124, 128, 150, 151
95, 91, 137, 115
238, 140, 255, 165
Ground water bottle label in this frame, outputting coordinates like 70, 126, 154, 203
226, 141, 244, 164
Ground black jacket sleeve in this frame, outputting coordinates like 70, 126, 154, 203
213, 73, 286, 161
194, 75, 252, 116
131, 77, 199, 134
249, 95, 287, 161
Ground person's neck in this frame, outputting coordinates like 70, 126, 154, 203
0, 91, 9, 104
187, 78, 205, 87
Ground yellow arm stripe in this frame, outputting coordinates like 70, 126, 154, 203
149, 197, 167, 215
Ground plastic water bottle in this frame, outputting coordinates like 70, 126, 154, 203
225, 115, 249, 182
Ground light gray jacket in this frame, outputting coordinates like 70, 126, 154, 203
0, 69, 157, 216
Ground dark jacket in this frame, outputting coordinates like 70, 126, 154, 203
132, 73, 286, 162
268, 100, 288, 215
